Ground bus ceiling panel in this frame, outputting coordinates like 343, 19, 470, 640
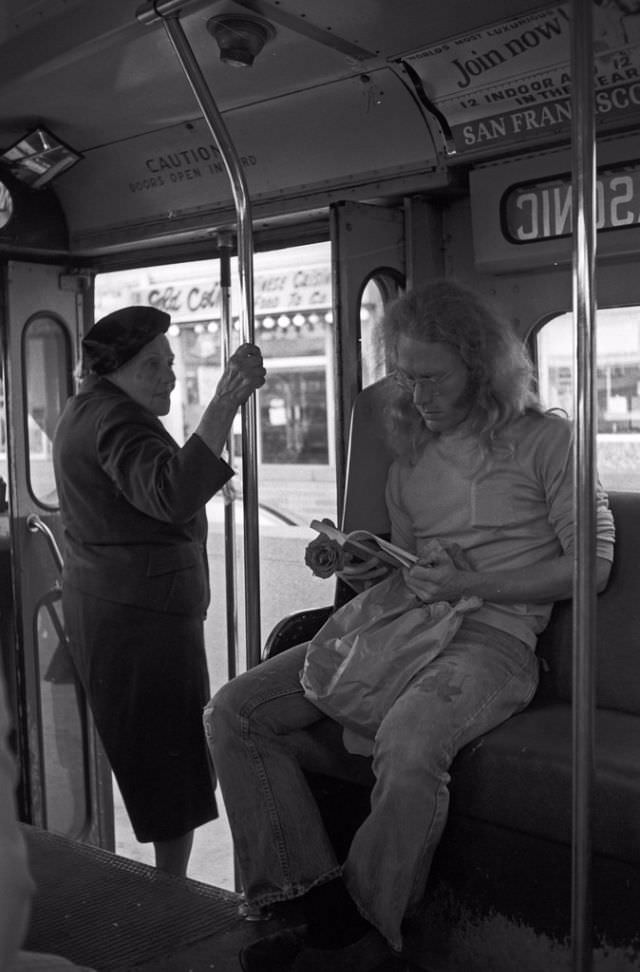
3, 1, 638, 209
52, 69, 447, 258
0, 3, 380, 150
0, 0, 545, 71
469, 132, 640, 274
0, 0, 544, 153
208, 0, 543, 64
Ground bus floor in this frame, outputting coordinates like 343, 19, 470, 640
21, 825, 427, 971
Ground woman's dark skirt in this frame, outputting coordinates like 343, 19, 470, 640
63, 586, 218, 842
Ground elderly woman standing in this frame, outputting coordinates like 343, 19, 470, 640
205, 281, 615, 972
53, 306, 265, 876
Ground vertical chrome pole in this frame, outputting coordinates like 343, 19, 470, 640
218, 232, 239, 680
570, 0, 597, 969
153, 13, 262, 669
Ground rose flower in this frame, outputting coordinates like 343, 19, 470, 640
304, 533, 344, 579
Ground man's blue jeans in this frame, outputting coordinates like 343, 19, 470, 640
204, 618, 539, 951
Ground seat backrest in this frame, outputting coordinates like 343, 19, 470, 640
536, 490, 640, 715
341, 377, 397, 536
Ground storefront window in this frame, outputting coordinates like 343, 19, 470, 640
260, 368, 328, 463
536, 307, 640, 491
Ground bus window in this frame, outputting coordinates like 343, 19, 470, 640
360, 273, 403, 388
536, 307, 640, 491
23, 315, 71, 507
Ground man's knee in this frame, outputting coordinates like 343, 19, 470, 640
204, 646, 309, 748
203, 677, 242, 748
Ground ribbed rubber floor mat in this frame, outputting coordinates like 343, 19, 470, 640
22, 825, 241, 970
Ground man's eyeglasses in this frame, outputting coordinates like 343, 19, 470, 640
392, 369, 450, 396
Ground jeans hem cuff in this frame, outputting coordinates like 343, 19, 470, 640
247, 865, 343, 909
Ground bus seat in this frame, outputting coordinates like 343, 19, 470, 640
413, 488, 640, 966
535, 489, 640, 713
448, 489, 640, 857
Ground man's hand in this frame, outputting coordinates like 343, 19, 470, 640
338, 551, 390, 591
403, 539, 472, 604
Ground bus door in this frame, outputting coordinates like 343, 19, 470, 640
2, 260, 112, 844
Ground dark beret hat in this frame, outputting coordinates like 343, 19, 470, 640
82, 306, 171, 375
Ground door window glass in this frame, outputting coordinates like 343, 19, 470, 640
23, 316, 71, 506
536, 307, 640, 491
359, 273, 403, 387
37, 592, 89, 837
0, 179, 12, 230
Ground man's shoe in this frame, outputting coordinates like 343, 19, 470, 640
239, 925, 307, 972
290, 927, 404, 972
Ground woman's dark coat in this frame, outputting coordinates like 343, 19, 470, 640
53, 376, 233, 841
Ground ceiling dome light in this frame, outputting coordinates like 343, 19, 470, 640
207, 16, 275, 68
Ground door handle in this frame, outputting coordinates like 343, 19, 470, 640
26, 513, 64, 574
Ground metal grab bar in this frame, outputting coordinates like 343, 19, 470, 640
26, 513, 64, 575
219, 232, 239, 681
136, 0, 199, 25
137, 4, 262, 669
570, 1, 597, 969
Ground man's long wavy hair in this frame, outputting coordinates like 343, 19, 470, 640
382, 280, 542, 459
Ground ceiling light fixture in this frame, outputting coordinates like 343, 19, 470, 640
207, 15, 275, 68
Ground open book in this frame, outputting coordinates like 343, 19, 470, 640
310, 520, 417, 569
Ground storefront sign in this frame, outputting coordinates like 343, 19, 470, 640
404, 1, 640, 154
503, 161, 640, 241
142, 265, 331, 322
